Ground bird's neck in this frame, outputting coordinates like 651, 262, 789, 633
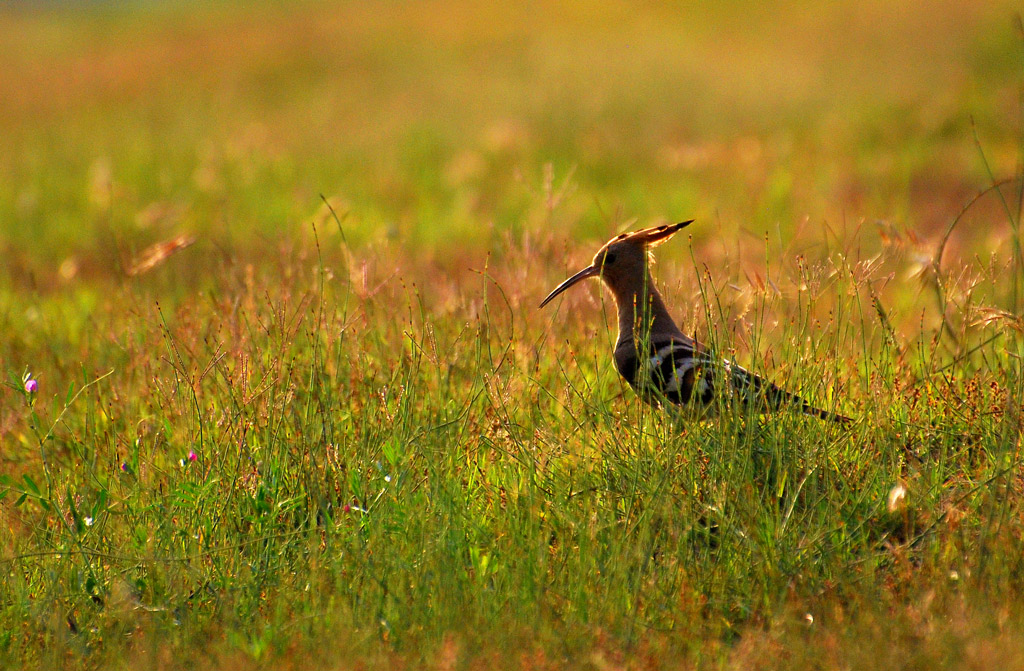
610, 277, 680, 348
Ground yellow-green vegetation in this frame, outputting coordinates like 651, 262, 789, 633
2, 1, 1024, 668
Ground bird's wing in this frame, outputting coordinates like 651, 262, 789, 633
616, 337, 851, 423
615, 336, 714, 407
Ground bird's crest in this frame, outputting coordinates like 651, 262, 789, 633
612, 220, 693, 248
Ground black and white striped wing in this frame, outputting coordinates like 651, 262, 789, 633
615, 337, 717, 409
615, 337, 847, 421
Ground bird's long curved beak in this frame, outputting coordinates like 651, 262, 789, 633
539, 264, 600, 308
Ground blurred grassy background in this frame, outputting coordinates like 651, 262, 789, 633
1, 0, 1020, 280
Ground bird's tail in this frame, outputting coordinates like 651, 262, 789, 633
729, 363, 852, 425
798, 402, 853, 425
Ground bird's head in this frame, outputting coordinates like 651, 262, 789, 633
539, 220, 693, 308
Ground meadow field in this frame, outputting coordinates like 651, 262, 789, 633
2, 1, 1024, 668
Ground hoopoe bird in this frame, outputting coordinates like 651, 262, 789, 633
540, 221, 851, 423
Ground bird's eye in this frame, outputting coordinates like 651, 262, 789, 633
603, 252, 617, 265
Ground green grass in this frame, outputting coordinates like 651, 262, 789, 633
1, 0, 1024, 668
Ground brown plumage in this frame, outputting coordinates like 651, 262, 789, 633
540, 221, 851, 423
